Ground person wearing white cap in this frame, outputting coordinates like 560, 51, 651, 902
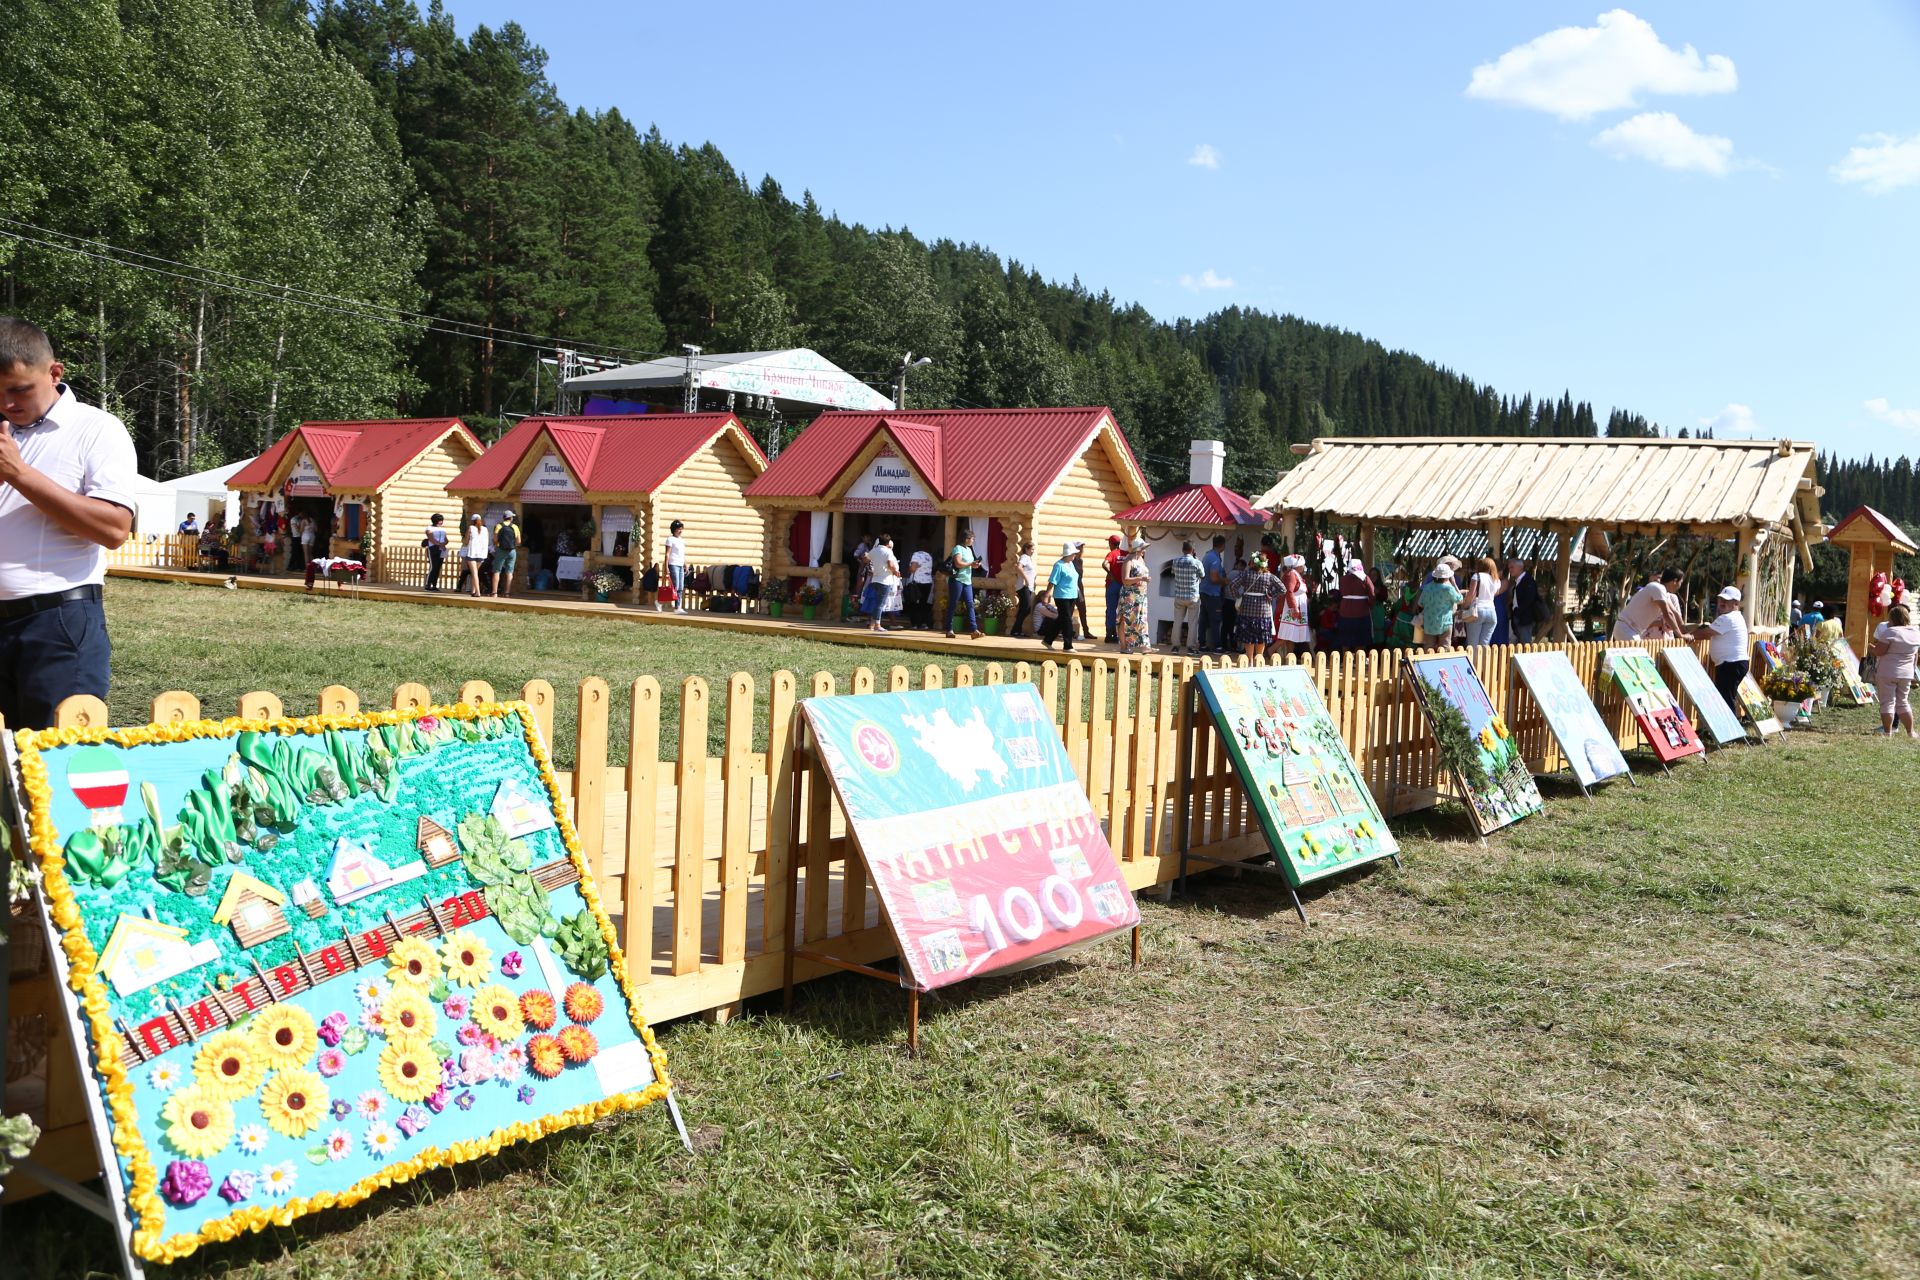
1041, 542, 1082, 651
1418, 562, 1464, 648
1691, 585, 1750, 716
1117, 536, 1155, 654
1336, 556, 1376, 651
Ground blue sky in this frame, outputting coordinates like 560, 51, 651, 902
445, 2, 1919, 463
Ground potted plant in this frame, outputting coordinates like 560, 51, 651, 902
797, 583, 826, 621
763, 577, 789, 619
589, 567, 625, 604
1760, 668, 1816, 727
976, 589, 1012, 636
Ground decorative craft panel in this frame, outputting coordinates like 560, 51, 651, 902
1404, 655, 1544, 835
1512, 652, 1632, 787
1602, 648, 1705, 763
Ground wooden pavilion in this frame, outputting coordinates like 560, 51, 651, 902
1825, 505, 1917, 654
1253, 436, 1825, 638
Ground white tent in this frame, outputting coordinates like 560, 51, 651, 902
160, 458, 251, 530
564, 348, 895, 415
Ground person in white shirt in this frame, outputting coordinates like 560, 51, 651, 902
1010, 541, 1038, 637
461, 514, 490, 596
1612, 569, 1684, 641
905, 547, 934, 629
1690, 585, 1751, 717
863, 534, 901, 632
662, 519, 688, 612
0, 317, 137, 729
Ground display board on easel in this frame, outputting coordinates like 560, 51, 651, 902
1827, 638, 1875, 707
1602, 648, 1705, 766
1733, 673, 1785, 739
5, 704, 672, 1270
1403, 654, 1544, 836
1186, 666, 1399, 921
1659, 647, 1749, 747
1510, 652, 1632, 794
792, 685, 1141, 1047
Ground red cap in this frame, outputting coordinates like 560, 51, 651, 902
1108, 534, 1122, 545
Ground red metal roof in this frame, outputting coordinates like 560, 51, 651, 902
745, 407, 1149, 507
230, 419, 479, 492
1117, 483, 1266, 528
1825, 504, 1917, 552
447, 413, 763, 496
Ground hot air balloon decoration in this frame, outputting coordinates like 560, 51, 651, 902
67, 745, 130, 827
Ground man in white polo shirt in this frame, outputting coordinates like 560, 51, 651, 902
1611, 568, 1685, 641
1692, 585, 1751, 717
0, 318, 137, 730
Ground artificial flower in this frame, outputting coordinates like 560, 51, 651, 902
316, 1048, 347, 1078
556, 1024, 598, 1066
526, 1034, 564, 1079
252, 1004, 319, 1070
218, 1170, 255, 1204
193, 1031, 267, 1101
456, 1023, 493, 1049
162, 1086, 234, 1158
396, 1105, 429, 1138
500, 950, 524, 978
441, 993, 470, 1021
329, 1100, 352, 1121
495, 1043, 527, 1082
379, 1037, 443, 1104
454, 1090, 476, 1111
458, 1047, 495, 1085
260, 1160, 298, 1198
318, 1011, 349, 1047
439, 930, 492, 987
260, 1068, 329, 1138
355, 1090, 386, 1120
563, 982, 604, 1025
363, 1121, 399, 1159
382, 986, 437, 1041
160, 1159, 211, 1207
519, 989, 558, 1031
425, 1085, 451, 1114
341, 1026, 369, 1056
323, 1128, 353, 1162
357, 1004, 387, 1034
353, 976, 390, 1006
147, 1060, 185, 1093
386, 937, 441, 988
471, 984, 525, 1041
517, 1085, 536, 1104
236, 1123, 269, 1155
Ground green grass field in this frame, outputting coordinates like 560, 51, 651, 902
11, 588, 1918, 1278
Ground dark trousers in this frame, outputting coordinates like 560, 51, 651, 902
1105, 578, 1122, 640
1222, 598, 1238, 647
1011, 585, 1034, 637
1713, 659, 1749, 717
1073, 591, 1090, 638
0, 594, 111, 731
1336, 615, 1372, 651
1042, 604, 1078, 650
1199, 593, 1222, 650
425, 546, 445, 591
947, 583, 977, 633
905, 580, 932, 628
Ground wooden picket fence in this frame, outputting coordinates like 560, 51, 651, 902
105, 533, 204, 570
6, 636, 1706, 1200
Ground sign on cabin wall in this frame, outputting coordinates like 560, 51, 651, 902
284, 452, 325, 497
799, 685, 1139, 991
8, 704, 666, 1264
1193, 667, 1398, 887
1603, 648, 1705, 763
840, 447, 936, 515
1512, 652, 1631, 787
519, 452, 583, 504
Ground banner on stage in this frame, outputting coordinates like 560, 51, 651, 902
1404, 654, 1543, 835
799, 685, 1139, 992
1192, 667, 1397, 886
8, 704, 666, 1264
1511, 652, 1631, 787
1603, 647, 1704, 763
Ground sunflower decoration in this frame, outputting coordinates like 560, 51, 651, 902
381, 986, 438, 1041
192, 1029, 266, 1101
562, 982, 603, 1025
1490, 714, 1511, 740
471, 983, 525, 1042
439, 929, 493, 988
161, 1084, 234, 1158
555, 1024, 598, 1066
386, 936, 442, 989
378, 1037, 444, 1104
253, 1004, 319, 1070
519, 989, 558, 1032
1477, 726, 1497, 753
260, 1067, 330, 1138
525, 1034, 565, 1079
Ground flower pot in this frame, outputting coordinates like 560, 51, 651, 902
802, 605, 816, 621
767, 601, 784, 618
594, 590, 609, 602
1771, 699, 1806, 726
982, 618, 1001, 636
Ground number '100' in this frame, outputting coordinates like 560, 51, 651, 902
967, 876, 1085, 955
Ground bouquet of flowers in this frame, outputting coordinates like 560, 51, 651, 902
797, 583, 827, 607
1760, 668, 1816, 701
761, 577, 790, 604
977, 590, 1014, 622
589, 568, 626, 596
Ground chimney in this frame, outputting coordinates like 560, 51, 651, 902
1189, 440, 1224, 488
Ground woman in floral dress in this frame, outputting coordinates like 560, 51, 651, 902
1233, 559, 1281, 658
1117, 538, 1153, 653
1274, 553, 1313, 654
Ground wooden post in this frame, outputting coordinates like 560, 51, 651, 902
1552, 525, 1577, 641
804, 673, 835, 943
624, 678, 660, 984
1735, 524, 1759, 628
763, 671, 797, 955
572, 678, 609, 875
828, 509, 846, 617
718, 674, 754, 969
671, 678, 708, 976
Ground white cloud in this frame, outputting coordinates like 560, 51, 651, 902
1831, 132, 1920, 194
1700, 403, 1760, 435
1593, 112, 1734, 175
1866, 397, 1920, 431
1178, 269, 1235, 292
1467, 9, 1736, 120
1187, 144, 1221, 169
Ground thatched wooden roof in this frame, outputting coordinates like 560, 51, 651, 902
1253, 437, 1823, 541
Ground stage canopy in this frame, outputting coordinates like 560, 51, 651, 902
562, 348, 895, 415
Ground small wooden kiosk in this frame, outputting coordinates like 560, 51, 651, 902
228, 419, 483, 583
1826, 505, 1918, 654
744, 407, 1151, 617
445, 413, 767, 602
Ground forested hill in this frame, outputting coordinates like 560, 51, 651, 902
3, 0, 1914, 525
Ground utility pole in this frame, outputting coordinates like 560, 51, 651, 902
682, 344, 702, 414
894, 352, 932, 410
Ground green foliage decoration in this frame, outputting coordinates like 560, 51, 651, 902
456, 814, 556, 945
552, 908, 609, 982
1418, 675, 1490, 794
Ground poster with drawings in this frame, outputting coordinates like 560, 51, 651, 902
1511, 652, 1631, 788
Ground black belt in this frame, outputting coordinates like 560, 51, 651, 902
0, 583, 102, 620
